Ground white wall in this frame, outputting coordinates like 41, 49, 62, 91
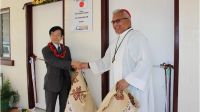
64, 0, 102, 106
1, 0, 31, 108
179, 0, 199, 111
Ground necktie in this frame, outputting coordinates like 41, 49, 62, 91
57, 46, 62, 54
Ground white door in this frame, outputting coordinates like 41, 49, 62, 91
32, 1, 63, 111
109, 0, 174, 112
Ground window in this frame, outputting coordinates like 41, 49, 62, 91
0, 8, 10, 58
0, 8, 14, 66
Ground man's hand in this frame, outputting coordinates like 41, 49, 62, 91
71, 61, 89, 70
116, 79, 129, 91
80, 62, 89, 69
71, 61, 81, 69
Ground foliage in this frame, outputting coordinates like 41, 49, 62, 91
1, 79, 19, 107
32, 0, 60, 5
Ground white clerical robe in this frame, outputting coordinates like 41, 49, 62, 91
89, 28, 155, 112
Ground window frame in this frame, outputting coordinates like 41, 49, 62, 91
0, 7, 14, 66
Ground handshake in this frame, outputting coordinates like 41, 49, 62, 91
71, 61, 89, 70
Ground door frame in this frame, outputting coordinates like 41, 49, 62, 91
100, 0, 179, 112
24, 0, 64, 108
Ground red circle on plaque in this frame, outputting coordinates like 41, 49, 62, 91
79, 1, 84, 7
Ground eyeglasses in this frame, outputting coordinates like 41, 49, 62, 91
111, 18, 128, 24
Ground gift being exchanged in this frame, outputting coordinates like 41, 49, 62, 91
97, 86, 139, 112
65, 70, 97, 112
65, 70, 139, 112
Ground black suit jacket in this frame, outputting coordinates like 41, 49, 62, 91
42, 45, 71, 92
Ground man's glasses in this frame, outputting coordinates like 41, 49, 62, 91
111, 18, 128, 24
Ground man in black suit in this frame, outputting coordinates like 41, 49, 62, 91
42, 26, 71, 112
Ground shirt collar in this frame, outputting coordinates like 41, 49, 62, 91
52, 43, 60, 49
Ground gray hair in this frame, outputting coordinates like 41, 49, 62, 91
112, 9, 131, 18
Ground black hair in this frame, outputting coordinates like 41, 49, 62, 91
49, 26, 64, 36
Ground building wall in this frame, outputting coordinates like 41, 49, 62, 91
1, 0, 31, 108
179, 0, 199, 111
1, 0, 199, 110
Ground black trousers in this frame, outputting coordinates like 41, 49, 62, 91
45, 89, 69, 112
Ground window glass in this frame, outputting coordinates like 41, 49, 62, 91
0, 9, 10, 58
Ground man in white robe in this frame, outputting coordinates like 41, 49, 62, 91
72, 9, 155, 112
